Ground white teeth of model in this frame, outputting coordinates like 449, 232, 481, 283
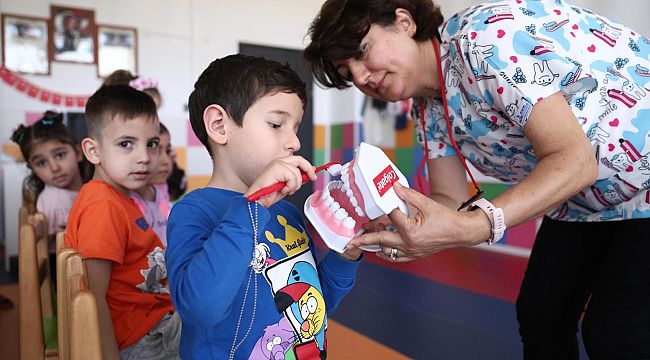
341, 167, 348, 175
337, 182, 343, 189
343, 217, 356, 229
345, 189, 353, 198
321, 189, 329, 199
324, 196, 334, 206
349, 196, 358, 207
341, 173, 350, 182
342, 182, 350, 192
335, 208, 347, 220
343, 162, 350, 169
329, 201, 341, 212
355, 206, 365, 217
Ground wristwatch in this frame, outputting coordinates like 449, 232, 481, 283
469, 198, 506, 244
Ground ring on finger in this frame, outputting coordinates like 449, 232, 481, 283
389, 248, 398, 261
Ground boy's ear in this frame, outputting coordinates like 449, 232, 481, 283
203, 104, 229, 145
81, 137, 101, 165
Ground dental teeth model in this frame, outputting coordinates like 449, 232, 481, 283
305, 142, 410, 253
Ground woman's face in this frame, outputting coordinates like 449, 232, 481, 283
332, 19, 423, 102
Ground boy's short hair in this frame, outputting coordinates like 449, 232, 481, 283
188, 54, 307, 156
85, 85, 158, 138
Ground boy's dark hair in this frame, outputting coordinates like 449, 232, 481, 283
11, 111, 93, 199
188, 54, 307, 156
304, 0, 444, 89
85, 85, 158, 138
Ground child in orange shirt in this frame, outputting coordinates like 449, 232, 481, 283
65, 85, 179, 359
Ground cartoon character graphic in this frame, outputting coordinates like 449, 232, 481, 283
136, 246, 169, 294
251, 243, 275, 273
531, 60, 559, 86
586, 124, 610, 144
248, 317, 296, 360
470, 44, 495, 75
274, 261, 327, 352
505, 97, 533, 127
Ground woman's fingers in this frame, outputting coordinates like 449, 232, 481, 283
347, 229, 402, 249
393, 182, 433, 217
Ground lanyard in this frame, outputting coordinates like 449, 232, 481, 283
416, 37, 484, 210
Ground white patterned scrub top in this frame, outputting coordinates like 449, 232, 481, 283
414, 0, 650, 221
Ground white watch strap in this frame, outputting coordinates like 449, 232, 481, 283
470, 198, 506, 244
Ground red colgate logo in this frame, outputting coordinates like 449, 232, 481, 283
373, 165, 398, 196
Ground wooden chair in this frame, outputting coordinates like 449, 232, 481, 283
55, 231, 66, 255
56, 250, 102, 360
19, 213, 57, 359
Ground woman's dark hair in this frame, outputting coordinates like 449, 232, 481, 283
10, 111, 93, 199
304, 0, 444, 89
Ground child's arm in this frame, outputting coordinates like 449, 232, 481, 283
86, 259, 121, 360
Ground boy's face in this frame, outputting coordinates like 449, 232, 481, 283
88, 115, 161, 194
226, 91, 304, 188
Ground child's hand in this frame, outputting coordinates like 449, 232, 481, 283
362, 214, 391, 233
339, 246, 362, 261
245, 156, 316, 208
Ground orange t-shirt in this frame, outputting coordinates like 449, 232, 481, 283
65, 179, 174, 349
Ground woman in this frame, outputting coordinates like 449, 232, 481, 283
304, 0, 650, 359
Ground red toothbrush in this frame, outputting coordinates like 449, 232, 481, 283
246, 161, 342, 202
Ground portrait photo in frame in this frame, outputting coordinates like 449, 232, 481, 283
49, 5, 96, 64
2, 13, 50, 75
97, 25, 138, 78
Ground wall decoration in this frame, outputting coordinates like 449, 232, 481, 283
1, 14, 50, 75
0, 64, 90, 108
97, 24, 137, 78
49, 5, 96, 64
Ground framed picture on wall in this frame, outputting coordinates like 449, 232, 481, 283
49, 5, 96, 64
1, 14, 50, 75
97, 25, 137, 78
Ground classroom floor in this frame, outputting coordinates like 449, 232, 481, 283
0, 244, 589, 360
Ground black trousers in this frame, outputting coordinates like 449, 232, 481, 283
516, 216, 650, 360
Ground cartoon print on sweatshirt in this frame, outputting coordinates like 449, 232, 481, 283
136, 246, 169, 294
265, 215, 310, 257
248, 317, 296, 360
251, 243, 275, 274
263, 248, 328, 358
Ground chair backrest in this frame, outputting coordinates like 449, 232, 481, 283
69, 289, 102, 360
56, 247, 76, 360
55, 230, 66, 254
19, 221, 45, 359
57, 250, 102, 360
19, 212, 57, 359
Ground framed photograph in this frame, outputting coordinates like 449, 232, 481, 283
2, 14, 50, 75
49, 5, 96, 64
97, 25, 137, 78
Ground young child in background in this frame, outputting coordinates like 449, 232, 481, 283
11, 111, 86, 238
166, 54, 362, 359
130, 123, 173, 245
65, 85, 180, 360
104, 69, 187, 202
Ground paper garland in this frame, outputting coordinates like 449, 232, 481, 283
0, 64, 90, 108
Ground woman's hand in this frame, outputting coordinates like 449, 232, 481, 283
347, 183, 489, 262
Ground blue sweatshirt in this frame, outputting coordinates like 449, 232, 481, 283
166, 188, 361, 359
